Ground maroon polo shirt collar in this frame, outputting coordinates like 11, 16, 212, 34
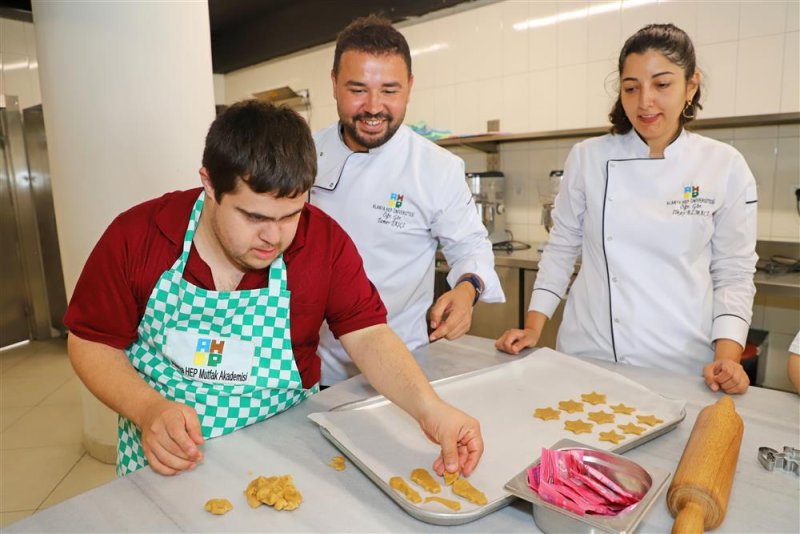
153, 187, 308, 290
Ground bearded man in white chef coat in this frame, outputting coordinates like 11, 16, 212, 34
311, 15, 505, 386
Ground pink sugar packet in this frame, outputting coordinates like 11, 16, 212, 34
584, 464, 637, 502
527, 447, 643, 516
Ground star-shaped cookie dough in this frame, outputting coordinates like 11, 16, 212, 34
533, 407, 561, 421
636, 414, 664, 427
598, 430, 626, 444
587, 410, 615, 424
610, 403, 636, 415
581, 391, 607, 405
564, 419, 593, 435
558, 400, 584, 413
617, 423, 647, 435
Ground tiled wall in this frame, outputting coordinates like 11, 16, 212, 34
0, 17, 40, 109
225, 0, 799, 132
224, 0, 800, 243
223, 0, 799, 385
455, 124, 800, 246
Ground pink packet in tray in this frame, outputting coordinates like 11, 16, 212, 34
527, 447, 643, 516
537, 478, 585, 515
574, 471, 628, 505
549, 478, 615, 515
561, 475, 608, 507
584, 464, 637, 502
527, 464, 540, 492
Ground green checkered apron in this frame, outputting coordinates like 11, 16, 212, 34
116, 192, 316, 476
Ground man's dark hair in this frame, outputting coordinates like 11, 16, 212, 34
333, 14, 412, 76
202, 100, 316, 201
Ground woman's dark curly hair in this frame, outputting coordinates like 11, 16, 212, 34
609, 23, 702, 134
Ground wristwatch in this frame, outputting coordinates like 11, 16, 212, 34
458, 274, 483, 306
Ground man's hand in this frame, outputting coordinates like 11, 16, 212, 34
495, 328, 540, 355
139, 398, 205, 475
342, 325, 484, 476
429, 283, 475, 341
703, 338, 749, 394
703, 359, 749, 394
418, 400, 484, 477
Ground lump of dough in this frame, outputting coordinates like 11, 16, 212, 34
410, 468, 441, 493
425, 496, 461, 511
389, 476, 422, 504
204, 498, 233, 515
244, 475, 302, 511
452, 478, 488, 506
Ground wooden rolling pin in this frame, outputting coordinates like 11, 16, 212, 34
667, 395, 743, 533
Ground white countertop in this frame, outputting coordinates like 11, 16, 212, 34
8, 336, 799, 533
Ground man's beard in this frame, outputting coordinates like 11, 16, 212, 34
341, 111, 402, 150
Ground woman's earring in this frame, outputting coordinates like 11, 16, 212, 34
682, 100, 696, 119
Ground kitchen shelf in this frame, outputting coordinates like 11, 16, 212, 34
436, 112, 800, 153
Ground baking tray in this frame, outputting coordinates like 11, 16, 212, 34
308, 348, 685, 526
504, 439, 671, 533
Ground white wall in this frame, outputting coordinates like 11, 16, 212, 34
32, 2, 216, 297
213, 73, 225, 106
225, 0, 799, 133
223, 0, 800, 244
222, 0, 800, 382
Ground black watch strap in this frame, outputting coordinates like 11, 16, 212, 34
458, 275, 483, 306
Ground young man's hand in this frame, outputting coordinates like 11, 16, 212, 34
418, 400, 484, 477
139, 398, 205, 475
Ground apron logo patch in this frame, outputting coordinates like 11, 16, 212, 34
683, 185, 700, 199
194, 337, 225, 367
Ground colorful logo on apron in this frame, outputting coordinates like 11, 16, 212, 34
195, 337, 225, 366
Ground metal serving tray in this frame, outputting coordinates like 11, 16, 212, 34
309, 348, 686, 526
504, 439, 671, 534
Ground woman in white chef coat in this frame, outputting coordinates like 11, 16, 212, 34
496, 24, 757, 394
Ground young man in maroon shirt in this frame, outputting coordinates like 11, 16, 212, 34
65, 100, 483, 477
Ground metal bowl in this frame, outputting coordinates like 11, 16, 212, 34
504, 439, 670, 534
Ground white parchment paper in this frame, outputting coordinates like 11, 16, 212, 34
308, 348, 685, 518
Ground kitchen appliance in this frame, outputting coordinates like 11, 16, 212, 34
538, 169, 563, 233
465, 171, 507, 244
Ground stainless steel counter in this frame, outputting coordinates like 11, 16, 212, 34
8, 336, 799, 533
491, 246, 800, 295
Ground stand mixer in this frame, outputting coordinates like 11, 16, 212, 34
538, 169, 563, 233
466, 171, 507, 244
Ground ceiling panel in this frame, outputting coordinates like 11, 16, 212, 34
0, 1, 474, 73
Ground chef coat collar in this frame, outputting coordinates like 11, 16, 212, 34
625, 127, 687, 159
155, 186, 307, 255
314, 122, 408, 191
336, 121, 407, 155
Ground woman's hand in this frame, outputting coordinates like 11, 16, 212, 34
495, 328, 540, 355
